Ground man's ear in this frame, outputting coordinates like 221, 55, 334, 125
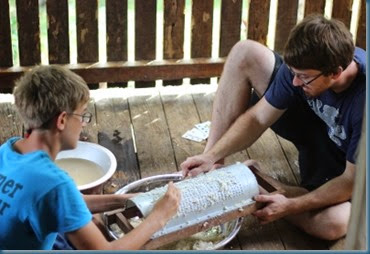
331, 66, 343, 80
56, 112, 68, 131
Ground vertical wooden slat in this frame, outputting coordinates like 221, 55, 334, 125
0, 0, 13, 68
304, 0, 325, 16
247, 0, 270, 46
135, 0, 156, 88
16, 0, 40, 66
163, 0, 185, 86
76, 0, 99, 89
274, 0, 299, 54
331, 0, 353, 28
47, 0, 70, 64
219, 0, 242, 57
191, 0, 213, 84
106, 0, 128, 87
355, 0, 366, 49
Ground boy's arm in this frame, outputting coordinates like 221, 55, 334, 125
83, 193, 136, 214
67, 182, 180, 250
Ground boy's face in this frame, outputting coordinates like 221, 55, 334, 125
61, 102, 90, 151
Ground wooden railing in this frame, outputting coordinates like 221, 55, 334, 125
0, 0, 366, 92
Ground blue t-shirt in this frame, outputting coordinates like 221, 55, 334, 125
265, 47, 366, 163
0, 137, 92, 250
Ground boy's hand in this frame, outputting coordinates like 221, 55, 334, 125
151, 182, 181, 226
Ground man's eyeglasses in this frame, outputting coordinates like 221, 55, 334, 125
288, 66, 323, 86
68, 112, 93, 123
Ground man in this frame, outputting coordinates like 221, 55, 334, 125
181, 14, 365, 240
0, 65, 181, 250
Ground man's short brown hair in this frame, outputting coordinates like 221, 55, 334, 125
284, 14, 355, 74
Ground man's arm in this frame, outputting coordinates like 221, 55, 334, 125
253, 161, 355, 223
181, 97, 285, 176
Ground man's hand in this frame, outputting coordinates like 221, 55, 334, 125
252, 193, 295, 224
180, 154, 220, 177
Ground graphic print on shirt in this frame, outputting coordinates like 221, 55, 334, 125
0, 173, 24, 216
307, 99, 346, 146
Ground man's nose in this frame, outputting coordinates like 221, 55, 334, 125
292, 75, 304, 87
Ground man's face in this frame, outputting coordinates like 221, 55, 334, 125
288, 67, 332, 98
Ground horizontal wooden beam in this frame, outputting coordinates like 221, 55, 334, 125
0, 58, 225, 88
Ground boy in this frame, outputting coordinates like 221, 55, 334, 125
0, 65, 180, 250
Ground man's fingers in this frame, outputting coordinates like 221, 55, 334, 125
254, 194, 274, 203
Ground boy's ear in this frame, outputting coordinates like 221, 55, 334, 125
56, 112, 68, 131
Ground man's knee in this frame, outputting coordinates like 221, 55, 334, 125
303, 202, 350, 240
305, 219, 348, 241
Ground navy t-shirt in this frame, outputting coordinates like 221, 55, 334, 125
265, 47, 366, 164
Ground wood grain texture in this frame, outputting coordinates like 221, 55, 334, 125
0, 0, 13, 67
163, 0, 185, 86
331, 0, 353, 28
191, 0, 213, 84
0, 58, 225, 88
0, 102, 23, 145
135, 0, 156, 87
160, 92, 204, 170
304, 0, 325, 16
129, 89, 177, 177
95, 96, 139, 194
76, 0, 99, 63
16, 0, 41, 66
47, 0, 70, 64
247, 0, 270, 45
219, 0, 242, 57
274, 0, 298, 54
106, 0, 128, 88
355, 0, 366, 49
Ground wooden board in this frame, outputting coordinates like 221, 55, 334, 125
76, 0, 99, 89
331, 0, 353, 28
247, 0, 270, 45
80, 98, 98, 143
135, 0, 156, 88
274, 0, 299, 54
191, 0, 213, 84
16, 0, 41, 66
276, 135, 300, 184
163, 0, 185, 86
160, 90, 204, 170
0, 101, 22, 145
129, 89, 177, 177
355, 0, 366, 49
106, 0, 128, 88
304, 0, 325, 16
219, 0, 242, 57
0, 0, 13, 67
0, 59, 225, 89
46, 0, 70, 64
94, 96, 139, 194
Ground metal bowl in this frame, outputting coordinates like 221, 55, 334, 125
56, 141, 117, 194
105, 173, 243, 250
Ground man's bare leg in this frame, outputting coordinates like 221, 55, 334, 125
204, 40, 276, 154
244, 160, 350, 240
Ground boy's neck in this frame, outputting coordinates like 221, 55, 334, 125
14, 130, 61, 160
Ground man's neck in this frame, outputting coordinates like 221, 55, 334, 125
331, 61, 359, 93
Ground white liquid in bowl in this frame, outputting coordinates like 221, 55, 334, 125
55, 158, 105, 186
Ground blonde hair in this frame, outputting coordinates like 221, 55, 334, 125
13, 65, 90, 130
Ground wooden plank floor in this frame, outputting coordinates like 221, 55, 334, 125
0, 85, 345, 250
